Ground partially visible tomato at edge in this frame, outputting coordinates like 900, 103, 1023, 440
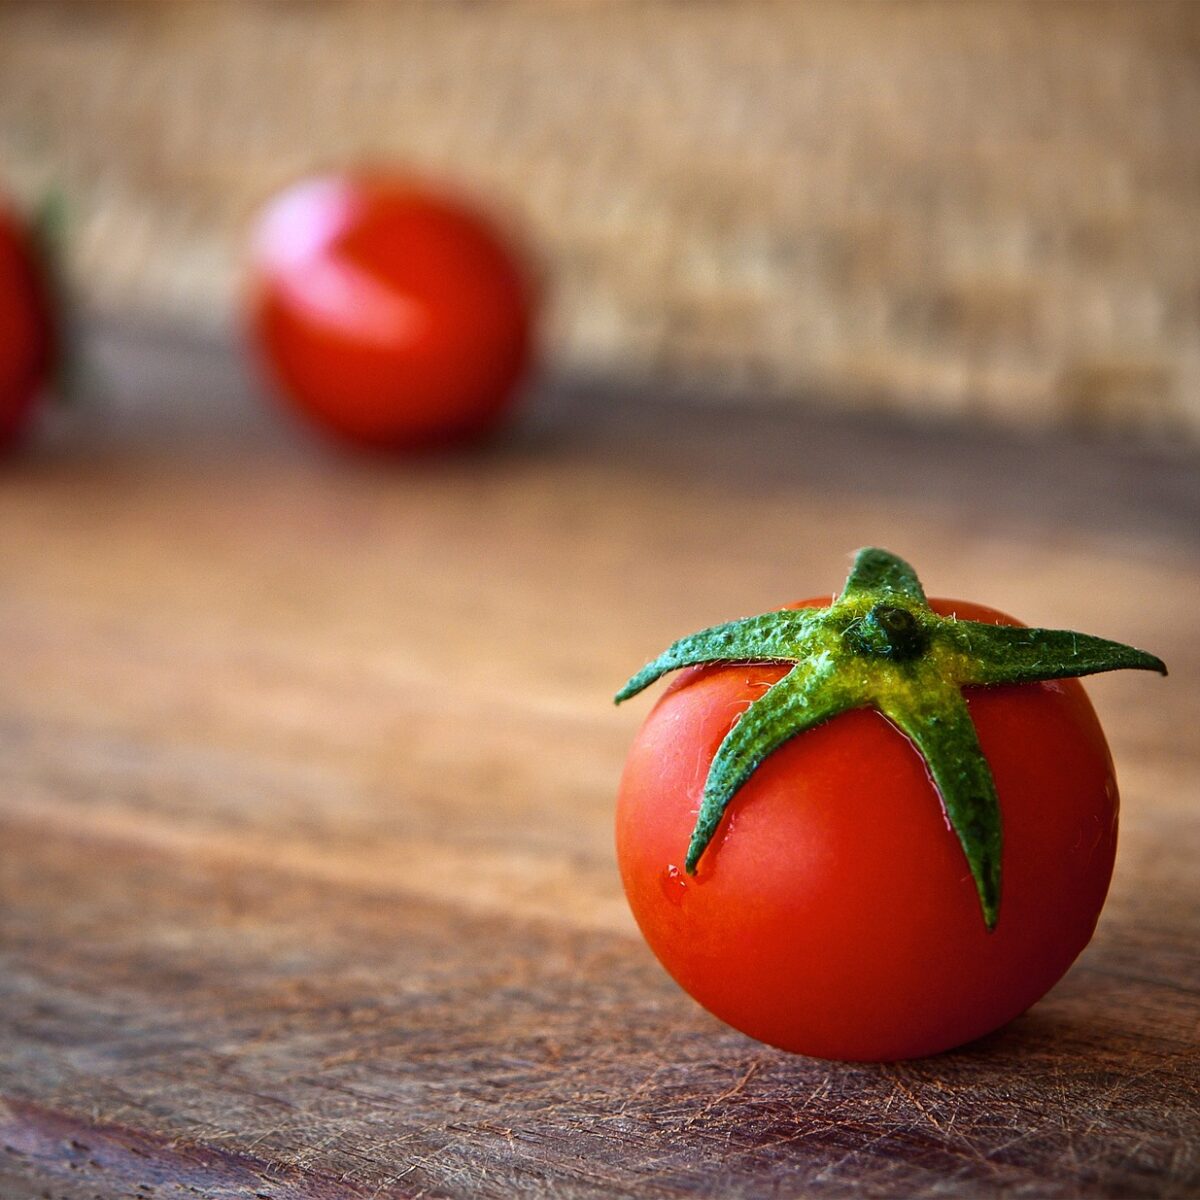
248, 175, 535, 450
616, 597, 1119, 1062
0, 200, 55, 452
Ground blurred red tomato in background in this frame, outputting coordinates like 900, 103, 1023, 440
0, 199, 56, 452
248, 175, 536, 451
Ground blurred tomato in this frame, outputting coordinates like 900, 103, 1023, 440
0, 199, 55, 452
248, 175, 535, 450
616, 596, 1128, 1061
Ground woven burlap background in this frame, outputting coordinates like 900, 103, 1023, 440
1, 1, 1198, 437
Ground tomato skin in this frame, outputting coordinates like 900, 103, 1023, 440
0, 202, 55, 452
249, 176, 534, 450
616, 598, 1119, 1061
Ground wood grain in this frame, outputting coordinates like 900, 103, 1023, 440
1, 323, 1198, 1197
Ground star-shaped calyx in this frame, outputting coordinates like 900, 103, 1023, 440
615, 548, 1166, 929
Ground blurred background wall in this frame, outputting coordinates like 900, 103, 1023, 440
1, 0, 1197, 441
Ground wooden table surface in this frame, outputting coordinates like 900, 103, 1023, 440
1, 324, 1198, 1199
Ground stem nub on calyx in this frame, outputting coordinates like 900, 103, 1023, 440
845, 603, 928, 662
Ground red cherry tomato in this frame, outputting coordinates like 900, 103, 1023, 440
249, 176, 535, 450
0, 201, 55, 452
616, 598, 1118, 1062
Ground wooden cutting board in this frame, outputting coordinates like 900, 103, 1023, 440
1, 324, 1198, 1198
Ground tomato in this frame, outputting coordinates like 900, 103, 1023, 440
0, 200, 55, 452
615, 552, 1164, 1062
248, 175, 535, 450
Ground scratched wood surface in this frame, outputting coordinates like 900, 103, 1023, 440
1, 324, 1198, 1199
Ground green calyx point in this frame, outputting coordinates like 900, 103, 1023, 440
615, 547, 1166, 930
